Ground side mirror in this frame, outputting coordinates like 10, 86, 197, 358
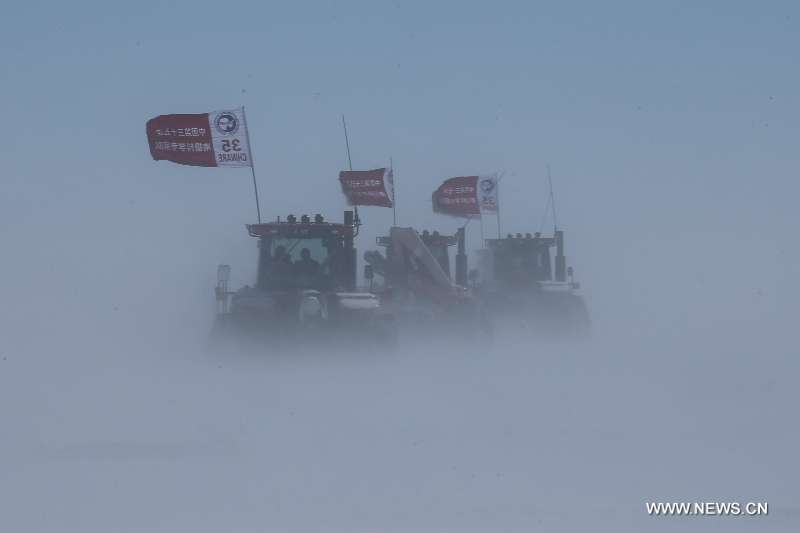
364, 265, 374, 280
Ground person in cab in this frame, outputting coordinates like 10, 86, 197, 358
294, 248, 320, 279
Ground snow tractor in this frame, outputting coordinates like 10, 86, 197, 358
212, 211, 394, 350
473, 230, 590, 338
363, 227, 491, 341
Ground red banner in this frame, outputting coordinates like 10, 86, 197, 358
339, 168, 394, 207
432, 176, 480, 217
146, 108, 252, 168
147, 113, 216, 167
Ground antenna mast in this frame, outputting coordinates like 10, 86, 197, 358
547, 164, 559, 232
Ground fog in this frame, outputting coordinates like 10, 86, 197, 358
1, 1, 798, 531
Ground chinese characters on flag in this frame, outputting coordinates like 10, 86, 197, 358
339, 168, 394, 208
146, 108, 252, 167
432, 175, 498, 217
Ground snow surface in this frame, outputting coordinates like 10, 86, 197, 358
1, 313, 796, 532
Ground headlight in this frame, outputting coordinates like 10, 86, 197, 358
299, 295, 324, 321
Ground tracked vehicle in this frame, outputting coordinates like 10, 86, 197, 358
213, 211, 393, 349
474, 230, 590, 338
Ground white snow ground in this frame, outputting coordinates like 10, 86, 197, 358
1, 309, 797, 532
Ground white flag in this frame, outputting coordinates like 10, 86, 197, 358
209, 107, 252, 167
477, 175, 498, 214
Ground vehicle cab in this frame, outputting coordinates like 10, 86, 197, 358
248, 212, 357, 292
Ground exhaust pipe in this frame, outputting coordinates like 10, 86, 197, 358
455, 227, 467, 287
555, 230, 566, 282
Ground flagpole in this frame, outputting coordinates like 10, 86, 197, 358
496, 177, 502, 238
341, 114, 359, 226
342, 114, 353, 171
241, 106, 262, 223
390, 156, 397, 226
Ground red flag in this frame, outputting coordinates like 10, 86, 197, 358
146, 108, 252, 168
339, 168, 394, 208
432, 176, 480, 217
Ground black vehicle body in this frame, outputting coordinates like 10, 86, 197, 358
213, 211, 393, 349
474, 230, 590, 338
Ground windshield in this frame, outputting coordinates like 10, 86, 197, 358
493, 247, 550, 284
259, 236, 337, 290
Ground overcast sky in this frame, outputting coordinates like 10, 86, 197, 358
1, 0, 798, 334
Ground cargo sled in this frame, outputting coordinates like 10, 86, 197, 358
364, 227, 492, 343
